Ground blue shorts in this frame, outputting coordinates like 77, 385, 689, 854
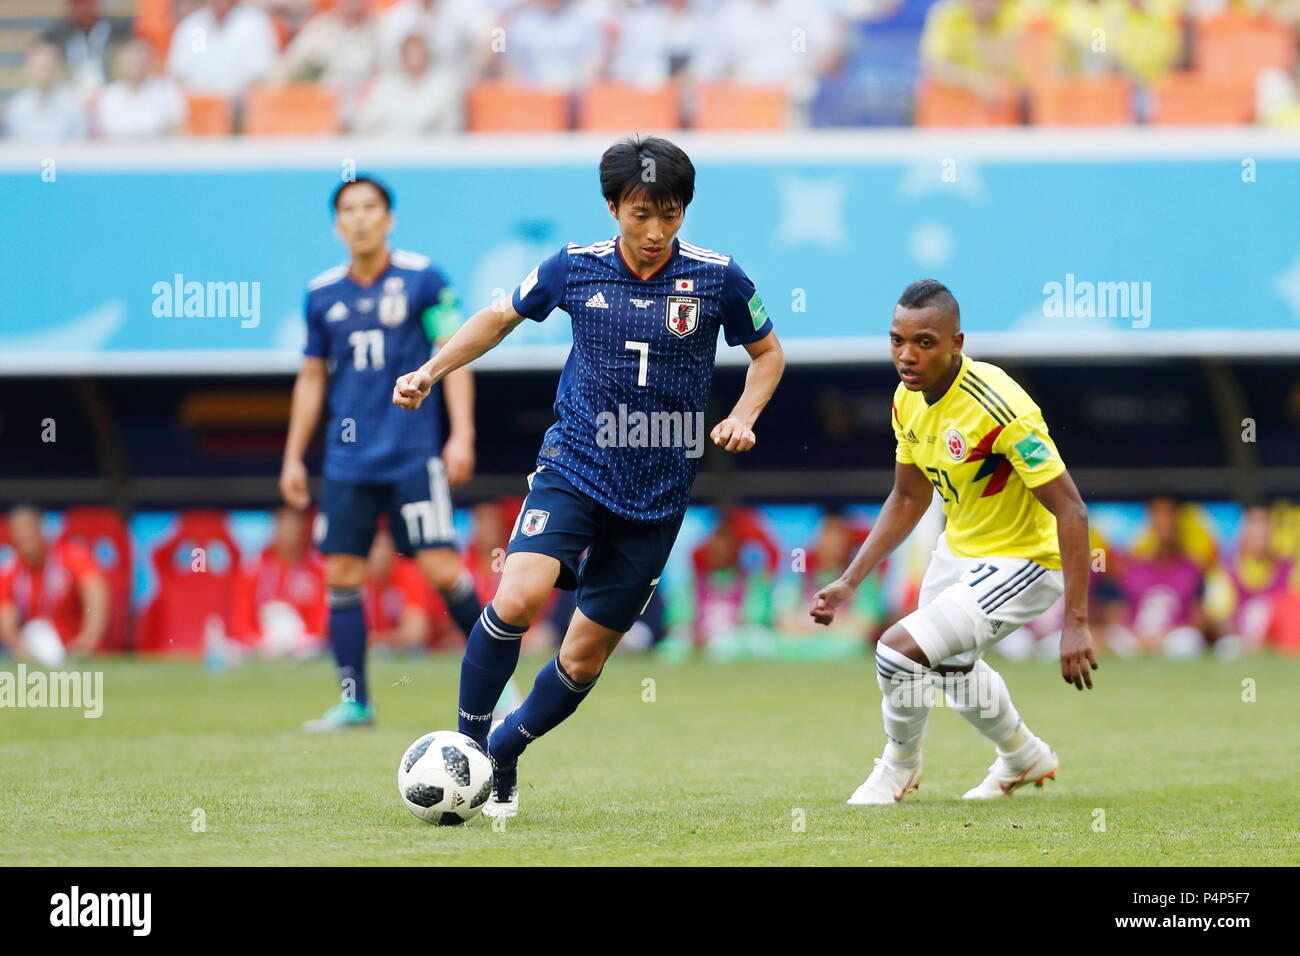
315, 457, 456, 558
505, 467, 683, 634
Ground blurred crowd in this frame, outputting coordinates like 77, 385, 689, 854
3, 0, 846, 140
5, 0, 1298, 141
4, 496, 1300, 664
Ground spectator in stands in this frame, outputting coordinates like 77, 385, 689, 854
94, 38, 186, 139
1050, 0, 1181, 87
378, 0, 494, 85
271, 0, 381, 124
696, 0, 843, 120
0, 506, 108, 662
503, 0, 608, 92
605, 0, 709, 87
232, 507, 326, 657
166, 0, 278, 98
4, 41, 87, 142
354, 32, 465, 134
920, 0, 1026, 103
41, 0, 132, 94
1206, 503, 1292, 653
1112, 494, 1210, 657
689, 509, 779, 656
363, 528, 431, 651
776, 508, 887, 647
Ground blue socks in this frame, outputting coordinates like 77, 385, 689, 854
327, 586, 368, 708
440, 571, 484, 640
458, 603, 526, 747
489, 655, 599, 767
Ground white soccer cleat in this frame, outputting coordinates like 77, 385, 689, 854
962, 739, 1059, 799
480, 783, 519, 820
846, 757, 923, 805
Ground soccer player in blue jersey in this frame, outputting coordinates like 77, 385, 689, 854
394, 137, 786, 817
282, 176, 493, 731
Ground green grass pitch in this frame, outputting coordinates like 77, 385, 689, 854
2, 652, 1297, 866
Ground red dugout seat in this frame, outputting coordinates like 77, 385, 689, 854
137, 511, 241, 656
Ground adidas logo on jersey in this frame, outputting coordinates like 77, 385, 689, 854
326, 301, 349, 322
631, 298, 654, 308
585, 291, 610, 309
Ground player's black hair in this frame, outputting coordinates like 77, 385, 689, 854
599, 136, 695, 214
331, 176, 394, 213
897, 279, 960, 326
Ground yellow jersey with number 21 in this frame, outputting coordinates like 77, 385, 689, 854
893, 354, 1066, 569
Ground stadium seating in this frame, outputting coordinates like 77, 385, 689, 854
243, 84, 342, 136
137, 511, 240, 656
1029, 75, 1135, 126
693, 83, 787, 130
915, 78, 1020, 126
1195, 12, 1297, 88
1150, 72, 1254, 126
578, 82, 680, 132
58, 507, 133, 653
184, 95, 236, 137
467, 82, 570, 132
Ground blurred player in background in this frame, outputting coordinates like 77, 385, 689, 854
0, 505, 107, 664
812, 280, 1096, 803
281, 176, 496, 731
394, 136, 785, 818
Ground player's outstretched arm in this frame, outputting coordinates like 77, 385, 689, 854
711, 330, 784, 452
393, 297, 527, 411
280, 356, 328, 510
1030, 470, 1098, 690
811, 462, 934, 625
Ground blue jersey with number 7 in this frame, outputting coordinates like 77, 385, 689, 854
512, 236, 773, 522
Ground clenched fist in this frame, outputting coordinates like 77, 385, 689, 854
393, 368, 433, 410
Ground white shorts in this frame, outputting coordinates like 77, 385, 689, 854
899, 535, 1064, 669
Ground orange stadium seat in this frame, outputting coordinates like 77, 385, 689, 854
58, 507, 133, 653
136, 511, 241, 656
133, 0, 174, 62
467, 82, 570, 132
1029, 75, 1134, 125
1016, 17, 1059, 88
243, 84, 342, 136
1150, 72, 1254, 125
915, 78, 1020, 126
693, 83, 786, 130
1195, 12, 1296, 86
184, 95, 235, 136
578, 82, 681, 131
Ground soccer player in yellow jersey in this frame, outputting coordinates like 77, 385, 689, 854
811, 279, 1097, 803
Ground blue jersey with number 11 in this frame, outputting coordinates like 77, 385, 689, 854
304, 249, 462, 483
512, 236, 773, 522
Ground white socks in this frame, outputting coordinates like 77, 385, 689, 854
939, 659, 1031, 754
875, 643, 929, 766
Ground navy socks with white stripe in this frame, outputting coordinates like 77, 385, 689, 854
488, 655, 599, 767
327, 586, 368, 708
440, 571, 484, 641
457, 603, 525, 748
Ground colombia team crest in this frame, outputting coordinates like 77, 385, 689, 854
520, 509, 550, 537
665, 296, 700, 338
945, 427, 967, 460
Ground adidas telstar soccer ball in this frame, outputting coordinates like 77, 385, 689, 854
397, 731, 493, 825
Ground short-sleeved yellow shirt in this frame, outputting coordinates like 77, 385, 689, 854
894, 354, 1066, 568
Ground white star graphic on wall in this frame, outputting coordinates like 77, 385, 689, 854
1271, 249, 1300, 319
774, 174, 849, 249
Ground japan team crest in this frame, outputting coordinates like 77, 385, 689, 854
520, 509, 550, 537
944, 427, 967, 460
378, 291, 408, 327
665, 295, 700, 338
